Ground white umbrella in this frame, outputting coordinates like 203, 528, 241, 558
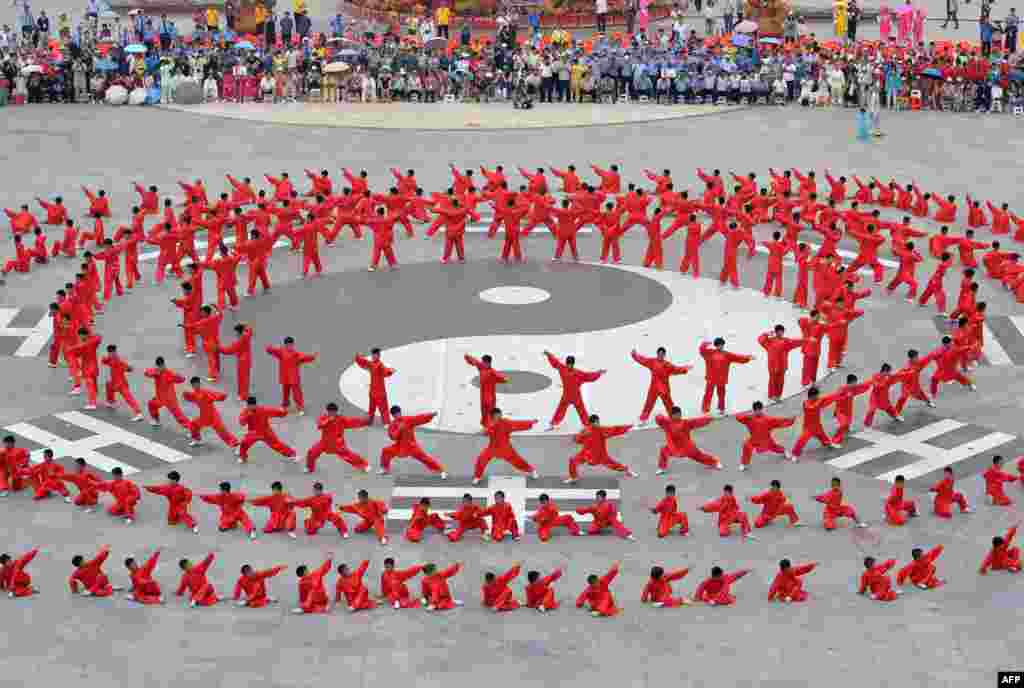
125, 43, 147, 53
20, 64, 43, 74
129, 88, 148, 105
323, 61, 350, 73
735, 20, 758, 33
106, 85, 128, 105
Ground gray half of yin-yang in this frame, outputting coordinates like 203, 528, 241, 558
340, 262, 815, 435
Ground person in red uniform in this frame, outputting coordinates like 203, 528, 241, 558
531, 493, 582, 541
238, 397, 295, 463
422, 562, 464, 611
203, 244, 242, 310
200, 481, 256, 539
928, 336, 974, 398
69, 546, 119, 597
984, 455, 1017, 506
100, 344, 143, 420
234, 564, 286, 607
862, 363, 905, 427
61, 458, 103, 511
355, 349, 394, 425
98, 467, 140, 523
481, 563, 521, 612
0, 548, 39, 598
305, 402, 371, 474
125, 550, 163, 604
652, 484, 689, 537
979, 525, 1022, 574
930, 466, 972, 518
631, 347, 690, 424
481, 490, 520, 541
567, 415, 637, 483
380, 558, 423, 609
896, 546, 945, 589
858, 557, 899, 601
735, 401, 794, 469
465, 354, 508, 426
334, 560, 376, 612
176, 554, 220, 608
469, 407, 538, 483
0, 436, 29, 496
339, 490, 390, 545
379, 406, 447, 477
525, 568, 562, 612
642, 566, 691, 608
757, 325, 805, 403
767, 560, 815, 603
292, 482, 350, 538
220, 323, 253, 403
293, 555, 333, 614
884, 475, 918, 526
791, 387, 840, 457
145, 357, 190, 430
250, 481, 298, 538
25, 449, 70, 501
694, 566, 749, 606
145, 470, 199, 533
404, 497, 447, 543
750, 480, 801, 528
266, 337, 317, 415
65, 328, 102, 409
183, 377, 238, 449
544, 351, 605, 430
654, 407, 720, 473
815, 477, 868, 530
698, 338, 753, 415
576, 562, 621, 617
701, 484, 755, 538
446, 494, 488, 542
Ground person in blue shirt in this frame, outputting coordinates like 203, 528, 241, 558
330, 14, 345, 37
980, 17, 993, 56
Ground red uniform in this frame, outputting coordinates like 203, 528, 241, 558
129, 551, 162, 604
381, 413, 444, 475
859, 559, 898, 601
481, 564, 521, 612
652, 495, 689, 537
266, 345, 316, 412
929, 476, 969, 518
632, 351, 690, 422
250, 492, 297, 534
750, 489, 800, 528
99, 476, 140, 520
983, 465, 1017, 506
145, 482, 197, 529
145, 367, 190, 429
896, 546, 944, 589
525, 569, 561, 610
814, 487, 860, 530
234, 566, 285, 607
381, 565, 423, 608
694, 570, 749, 605
642, 568, 690, 608
404, 502, 446, 542
701, 492, 751, 536
655, 414, 718, 470
335, 560, 376, 611
200, 490, 254, 533
465, 356, 508, 426
69, 548, 114, 597
482, 500, 519, 541
176, 553, 219, 607
758, 332, 804, 400
576, 564, 620, 616
354, 354, 394, 424
531, 500, 581, 541
340, 499, 389, 541
185, 387, 238, 447
298, 559, 332, 613
306, 414, 370, 473
474, 416, 536, 480
768, 563, 815, 602
422, 563, 462, 610
446, 503, 488, 542
220, 326, 253, 402
699, 343, 752, 414
545, 352, 603, 427
884, 484, 918, 526
569, 423, 633, 480
980, 526, 1021, 574
736, 411, 793, 466
238, 405, 295, 461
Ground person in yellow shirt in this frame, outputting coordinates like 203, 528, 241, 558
293, 0, 307, 14
570, 61, 585, 102
207, 6, 220, 32
436, 4, 451, 39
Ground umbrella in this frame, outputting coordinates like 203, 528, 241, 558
921, 67, 943, 78
20, 64, 43, 74
732, 34, 752, 47
759, 37, 781, 45
735, 20, 758, 33
235, 41, 255, 49
125, 43, 147, 54
323, 61, 350, 73
425, 36, 447, 50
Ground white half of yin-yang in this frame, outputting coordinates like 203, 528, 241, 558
339, 263, 819, 435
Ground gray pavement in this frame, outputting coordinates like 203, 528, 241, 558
0, 103, 1023, 688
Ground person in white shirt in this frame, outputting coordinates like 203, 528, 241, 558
703, 0, 717, 36
203, 75, 219, 102
596, 0, 609, 33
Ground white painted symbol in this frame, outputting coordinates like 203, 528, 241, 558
388, 476, 621, 534
3, 411, 191, 475
828, 419, 1015, 482
0, 308, 52, 357
340, 263, 818, 434
478, 286, 551, 305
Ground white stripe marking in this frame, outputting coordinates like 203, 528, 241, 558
874, 431, 1016, 483
0, 307, 52, 357
826, 419, 966, 470
57, 411, 192, 464
983, 323, 1013, 366
3, 421, 139, 474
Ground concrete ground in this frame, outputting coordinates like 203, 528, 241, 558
1, 103, 1023, 688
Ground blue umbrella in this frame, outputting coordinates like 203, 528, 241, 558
922, 67, 942, 78
732, 34, 751, 47
236, 41, 255, 50
94, 58, 117, 71
759, 37, 781, 45
1010, 69, 1024, 82
125, 43, 147, 53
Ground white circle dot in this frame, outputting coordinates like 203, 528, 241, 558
478, 286, 551, 305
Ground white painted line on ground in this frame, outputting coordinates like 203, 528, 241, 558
983, 324, 1012, 366
0, 307, 52, 357
826, 419, 966, 470
874, 431, 1016, 483
3, 421, 139, 474
57, 411, 192, 464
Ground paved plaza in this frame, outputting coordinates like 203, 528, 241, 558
1, 102, 1023, 688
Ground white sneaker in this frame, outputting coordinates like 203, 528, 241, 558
627, 470, 639, 478
151, 421, 160, 427
189, 440, 201, 447
563, 478, 577, 484
713, 461, 723, 470
380, 537, 389, 545
738, 464, 747, 472
249, 530, 257, 540
131, 414, 144, 422
625, 534, 636, 541
655, 469, 666, 475
291, 608, 305, 614
288, 532, 297, 539
530, 471, 539, 480
894, 415, 905, 422
744, 533, 758, 540
376, 468, 389, 475
926, 401, 936, 408
963, 507, 974, 514
393, 601, 401, 609
857, 522, 869, 528
192, 526, 200, 534
125, 518, 133, 525
70, 387, 82, 396
84, 404, 97, 410
471, 477, 482, 485
303, 467, 312, 473
342, 533, 350, 539
440, 472, 449, 480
